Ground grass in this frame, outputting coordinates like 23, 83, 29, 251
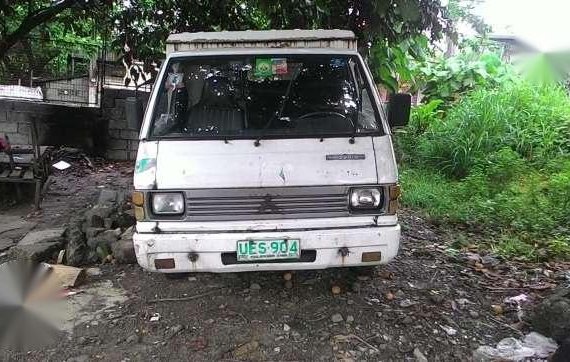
396, 81, 570, 261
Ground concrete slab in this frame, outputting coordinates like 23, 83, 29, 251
0, 215, 37, 251
18, 228, 66, 246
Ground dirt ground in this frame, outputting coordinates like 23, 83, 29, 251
1, 162, 567, 361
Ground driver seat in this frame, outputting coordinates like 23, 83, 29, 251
187, 76, 244, 134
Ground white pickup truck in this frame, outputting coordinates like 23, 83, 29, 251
130, 30, 410, 273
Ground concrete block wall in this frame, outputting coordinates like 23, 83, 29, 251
101, 88, 149, 161
0, 88, 149, 161
0, 101, 56, 145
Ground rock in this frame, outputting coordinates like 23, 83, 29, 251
331, 313, 343, 323
10, 240, 62, 262
104, 218, 113, 229
233, 340, 260, 359
552, 338, 570, 362
250, 283, 261, 290
351, 282, 361, 293
86, 267, 102, 276
376, 312, 383, 318
430, 293, 445, 304
125, 334, 139, 344
112, 237, 136, 264
170, 324, 184, 335
346, 315, 354, 323
66, 354, 89, 362
65, 223, 87, 266
531, 287, 570, 343
481, 255, 500, 268
85, 227, 106, 238
113, 212, 136, 229
402, 316, 413, 325
97, 189, 120, 206
469, 310, 480, 318
87, 229, 120, 249
413, 348, 428, 362
18, 228, 65, 246
10, 228, 65, 262
283, 324, 291, 332
85, 205, 114, 228
400, 299, 418, 308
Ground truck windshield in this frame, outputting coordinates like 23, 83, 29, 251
149, 54, 382, 139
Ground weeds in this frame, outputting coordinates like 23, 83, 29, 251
397, 81, 570, 261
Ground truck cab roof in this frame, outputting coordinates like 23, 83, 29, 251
166, 29, 357, 54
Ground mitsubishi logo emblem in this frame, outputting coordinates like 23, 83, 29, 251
258, 194, 280, 214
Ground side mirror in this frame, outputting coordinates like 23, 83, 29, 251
388, 93, 411, 128
125, 96, 143, 130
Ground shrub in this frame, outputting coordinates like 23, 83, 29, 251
397, 81, 570, 261
417, 82, 570, 177
412, 52, 511, 103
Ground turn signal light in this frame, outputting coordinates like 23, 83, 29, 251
387, 184, 401, 214
132, 191, 144, 206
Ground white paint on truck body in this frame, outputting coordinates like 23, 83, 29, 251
154, 137, 386, 189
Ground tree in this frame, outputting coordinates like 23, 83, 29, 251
0, 0, 110, 83
0, 0, 110, 59
112, 0, 454, 89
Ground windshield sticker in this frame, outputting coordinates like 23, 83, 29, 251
326, 154, 366, 161
272, 58, 288, 75
255, 58, 273, 78
330, 58, 347, 68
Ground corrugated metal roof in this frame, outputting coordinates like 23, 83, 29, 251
167, 29, 356, 44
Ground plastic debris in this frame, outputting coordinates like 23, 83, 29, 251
52, 161, 71, 170
504, 294, 530, 304
440, 325, 457, 336
473, 332, 558, 361
505, 294, 531, 321
150, 313, 161, 322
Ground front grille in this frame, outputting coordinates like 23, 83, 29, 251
185, 186, 350, 221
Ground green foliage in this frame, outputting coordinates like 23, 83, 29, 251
412, 51, 510, 103
418, 82, 570, 177
398, 81, 570, 261
370, 36, 429, 92
111, 0, 454, 88
0, 1, 104, 82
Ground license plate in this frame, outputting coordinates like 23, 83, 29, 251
236, 239, 300, 261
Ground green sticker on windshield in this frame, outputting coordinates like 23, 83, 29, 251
255, 58, 273, 78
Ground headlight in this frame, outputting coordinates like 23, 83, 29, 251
152, 193, 185, 215
350, 188, 383, 209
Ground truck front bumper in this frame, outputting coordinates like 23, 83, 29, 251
133, 224, 400, 273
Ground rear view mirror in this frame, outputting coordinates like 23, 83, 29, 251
388, 93, 411, 128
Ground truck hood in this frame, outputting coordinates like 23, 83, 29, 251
134, 136, 397, 189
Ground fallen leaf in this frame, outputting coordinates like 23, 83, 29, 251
491, 304, 503, 315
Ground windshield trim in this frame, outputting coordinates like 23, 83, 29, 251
141, 51, 387, 140
144, 131, 382, 142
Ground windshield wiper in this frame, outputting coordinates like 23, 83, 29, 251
254, 67, 301, 147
